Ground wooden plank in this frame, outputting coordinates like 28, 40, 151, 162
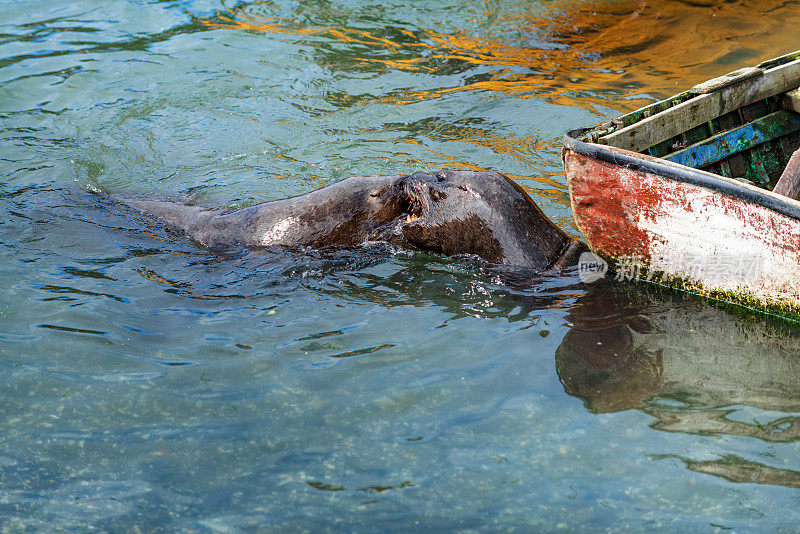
599, 58, 800, 152
740, 100, 777, 185
664, 110, 800, 169
776, 95, 798, 163
690, 67, 762, 94
773, 147, 800, 199
718, 110, 747, 177
784, 88, 800, 113
714, 116, 734, 177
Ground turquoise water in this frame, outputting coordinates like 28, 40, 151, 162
2, 0, 800, 530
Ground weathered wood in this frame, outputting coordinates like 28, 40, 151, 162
690, 67, 762, 94
784, 88, 800, 113
664, 110, 800, 169
773, 148, 800, 199
599, 58, 800, 152
715, 112, 739, 177
739, 101, 781, 185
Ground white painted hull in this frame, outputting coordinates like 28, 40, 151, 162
564, 146, 800, 316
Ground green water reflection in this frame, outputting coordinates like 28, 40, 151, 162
2, 0, 800, 530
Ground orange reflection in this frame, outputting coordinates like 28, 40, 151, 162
394, 122, 557, 167
205, 8, 321, 36
531, 0, 800, 102
201, 0, 800, 113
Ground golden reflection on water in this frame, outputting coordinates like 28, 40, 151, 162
393, 122, 558, 169
543, 0, 800, 91
202, 0, 800, 112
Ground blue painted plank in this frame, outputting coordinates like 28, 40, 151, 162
665, 110, 800, 169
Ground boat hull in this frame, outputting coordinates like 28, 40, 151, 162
563, 146, 800, 315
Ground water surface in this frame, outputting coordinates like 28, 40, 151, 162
2, 0, 800, 530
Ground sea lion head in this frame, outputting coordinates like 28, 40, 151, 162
281, 173, 411, 249
396, 170, 571, 268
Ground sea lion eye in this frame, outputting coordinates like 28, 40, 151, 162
370, 191, 379, 197
436, 173, 446, 183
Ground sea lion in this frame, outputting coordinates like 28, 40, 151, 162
122, 170, 586, 270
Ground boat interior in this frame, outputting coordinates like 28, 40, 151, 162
580, 51, 800, 197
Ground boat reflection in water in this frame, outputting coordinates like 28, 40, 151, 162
556, 281, 800, 488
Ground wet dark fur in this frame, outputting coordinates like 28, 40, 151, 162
400, 170, 583, 270
122, 170, 586, 270
403, 214, 505, 263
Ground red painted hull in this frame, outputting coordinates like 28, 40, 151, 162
564, 146, 800, 315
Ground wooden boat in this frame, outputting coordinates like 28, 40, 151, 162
562, 51, 800, 317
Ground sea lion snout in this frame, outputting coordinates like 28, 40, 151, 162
399, 173, 435, 221
404, 171, 448, 205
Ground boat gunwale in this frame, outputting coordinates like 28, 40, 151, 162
563, 128, 800, 222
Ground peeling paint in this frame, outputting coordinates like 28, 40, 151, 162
565, 149, 800, 316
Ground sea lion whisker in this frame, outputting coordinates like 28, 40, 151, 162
401, 176, 430, 218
